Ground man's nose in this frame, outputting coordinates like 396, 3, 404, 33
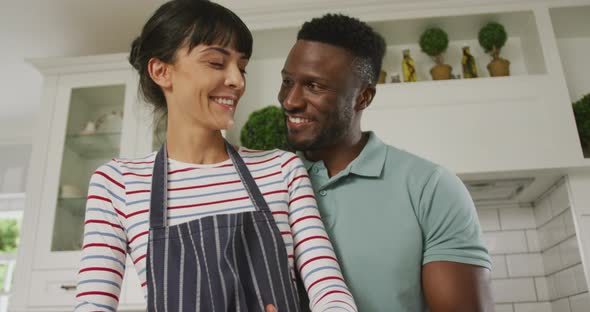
281, 84, 304, 111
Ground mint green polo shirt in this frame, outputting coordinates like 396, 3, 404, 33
300, 132, 491, 312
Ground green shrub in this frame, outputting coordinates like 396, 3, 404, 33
419, 27, 449, 57
573, 93, 590, 148
240, 106, 290, 151
478, 22, 508, 54
0, 219, 19, 253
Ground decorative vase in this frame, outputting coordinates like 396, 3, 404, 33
402, 49, 417, 82
461, 46, 478, 79
431, 64, 453, 80
430, 55, 452, 80
487, 48, 510, 77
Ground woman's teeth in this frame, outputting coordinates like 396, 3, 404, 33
212, 97, 235, 106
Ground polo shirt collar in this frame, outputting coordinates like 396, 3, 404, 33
298, 131, 387, 178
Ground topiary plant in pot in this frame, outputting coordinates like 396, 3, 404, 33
478, 22, 510, 77
419, 27, 452, 80
240, 105, 291, 151
573, 93, 590, 158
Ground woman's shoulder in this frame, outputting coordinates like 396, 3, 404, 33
97, 152, 157, 176
238, 147, 290, 159
237, 147, 301, 168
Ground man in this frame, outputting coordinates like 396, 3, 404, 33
278, 14, 493, 312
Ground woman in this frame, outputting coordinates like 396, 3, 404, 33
75, 1, 356, 311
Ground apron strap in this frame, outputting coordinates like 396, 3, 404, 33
225, 141, 271, 213
149, 141, 272, 229
149, 143, 168, 229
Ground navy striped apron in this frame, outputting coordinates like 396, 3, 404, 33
146, 142, 302, 311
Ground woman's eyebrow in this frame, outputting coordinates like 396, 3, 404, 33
202, 46, 230, 56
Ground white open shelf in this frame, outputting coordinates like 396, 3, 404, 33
228, 7, 586, 175
373, 10, 546, 81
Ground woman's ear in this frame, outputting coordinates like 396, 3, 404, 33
148, 57, 172, 89
354, 85, 376, 111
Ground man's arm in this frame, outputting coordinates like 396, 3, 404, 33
417, 166, 493, 312
422, 261, 493, 312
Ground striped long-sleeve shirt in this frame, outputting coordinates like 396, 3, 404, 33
75, 148, 356, 311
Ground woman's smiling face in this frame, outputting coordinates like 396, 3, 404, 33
164, 43, 249, 131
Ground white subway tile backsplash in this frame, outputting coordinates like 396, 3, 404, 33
563, 209, 576, 237
500, 207, 536, 230
569, 292, 590, 312
492, 255, 508, 279
514, 302, 551, 312
551, 298, 571, 312
535, 277, 550, 301
507, 254, 544, 277
492, 278, 537, 303
526, 230, 541, 252
573, 265, 588, 293
559, 237, 582, 267
535, 198, 553, 227
474, 185, 584, 310
539, 216, 567, 250
544, 245, 563, 275
554, 267, 579, 298
550, 183, 570, 217
495, 304, 514, 312
484, 231, 528, 255
547, 274, 558, 301
478, 208, 501, 231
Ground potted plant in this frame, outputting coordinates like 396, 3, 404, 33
240, 105, 291, 151
573, 93, 590, 157
419, 27, 452, 80
478, 22, 510, 77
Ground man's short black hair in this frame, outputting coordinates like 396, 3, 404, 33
297, 14, 386, 85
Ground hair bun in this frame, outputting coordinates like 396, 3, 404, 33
129, 37, 142, 70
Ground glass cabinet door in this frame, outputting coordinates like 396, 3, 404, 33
51, 85, 126, 252
33, 70, 139, 270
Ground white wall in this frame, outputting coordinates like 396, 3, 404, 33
0, 145, 30, 194
226, 58, 286, 144
556, 37, 590, 103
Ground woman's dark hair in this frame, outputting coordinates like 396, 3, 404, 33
129, 0, 253, 118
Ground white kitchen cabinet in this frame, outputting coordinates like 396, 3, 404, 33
10, 57, 153, 311
11, 0, 590, 311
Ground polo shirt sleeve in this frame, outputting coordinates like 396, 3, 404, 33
419, 166, 491, 269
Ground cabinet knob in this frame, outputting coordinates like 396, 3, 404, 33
60, 284, 77, 291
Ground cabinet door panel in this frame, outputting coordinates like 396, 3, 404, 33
34, 70, 136, 269
28, 270, 77, 308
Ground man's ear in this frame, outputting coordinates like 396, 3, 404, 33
148, 57, 172, 89
354, 84, 376, 112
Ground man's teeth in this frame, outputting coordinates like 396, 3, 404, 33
212, 97, 235, 106
288, 116, 311, 124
